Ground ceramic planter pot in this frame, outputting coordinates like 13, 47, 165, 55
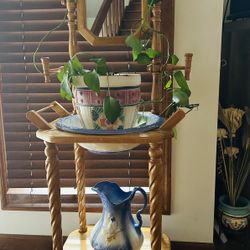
218, 195, 250, 231
73, 74, 141, 130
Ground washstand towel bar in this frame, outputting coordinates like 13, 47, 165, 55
26, 101, 185, 133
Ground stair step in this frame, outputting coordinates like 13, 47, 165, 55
124, 10, 141, 19
126, 2, 141, 11
75, 51, 133, 62
78, 43, 130, 52
120, 19, 141, 29
118, 29, 136, 36
117, 0, 142, 35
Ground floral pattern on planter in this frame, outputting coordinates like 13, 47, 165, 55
221, 214, 248, 231
221, 213, 248, 231
92, 106, 125, 130
75, 87, 141, 106
76, 104, 138, 130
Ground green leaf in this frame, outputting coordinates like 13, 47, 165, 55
103, 96, 121, 123
60, 73, 72, 101
89, 57, 108, 75
171, 54, 179, 65
173, 88, 189, 107
136, 53, 152, 65
137, 114, 148, 126
57, 64, 68, 82
132, 49, 140, 61
164, 103, 177, 118
148, 0, 161, 6
57, 69, 64, 82
125, 35, 143, 53
172, 127, 177, 139
164, 79, 172, 89
72, 76, 82, 86
60, 87, 72, 101
71, 56, 82, 70
96, 61, 108, 75
146, 48, 161, 59
126, 35, 144, 63
84, 71, 100, 93
69, 56, 84, 75
174, 71, 191, 96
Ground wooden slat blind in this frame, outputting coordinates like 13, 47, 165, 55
0, 0, 152, 211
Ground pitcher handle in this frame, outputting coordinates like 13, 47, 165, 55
131, 187, 148, 228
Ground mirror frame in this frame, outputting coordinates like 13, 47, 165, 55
77, 0, 148, 46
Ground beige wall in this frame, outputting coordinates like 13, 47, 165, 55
163, 0, 223, 242
0, 0, 223, 243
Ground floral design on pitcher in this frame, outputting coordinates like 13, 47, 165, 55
90, 181, 147, 250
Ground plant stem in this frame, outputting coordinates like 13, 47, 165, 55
160, 102, 174, 116
105, 75, 111, 97
219, 137, 230, 198
229, 135, 235, 205
235, 146, 250, 202
33, 11, 68, 74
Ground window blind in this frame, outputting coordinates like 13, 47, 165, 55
0, 0, 153, 212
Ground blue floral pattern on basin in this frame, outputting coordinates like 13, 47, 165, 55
55, 112, 165, 135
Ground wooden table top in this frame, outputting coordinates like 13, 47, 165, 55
36, 127, 171, 144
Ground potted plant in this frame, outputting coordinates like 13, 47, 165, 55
57, 51, 196, 132
216, 105, 250, 231
56, 0, 198, 131
57, 56, 141, 130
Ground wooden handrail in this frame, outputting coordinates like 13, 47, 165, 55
92, 0, 128, 37
91, 0, 112, 35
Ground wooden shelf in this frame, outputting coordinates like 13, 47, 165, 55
63, 226, 171, 250
36, 127, 171, 144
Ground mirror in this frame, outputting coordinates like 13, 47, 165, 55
77, 0, 148, 46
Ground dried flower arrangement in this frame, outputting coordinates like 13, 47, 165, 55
217, 105, 250, 206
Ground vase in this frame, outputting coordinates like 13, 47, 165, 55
218, 195, 250, 231
73, 74, 141, 130
90, 181, 147, 250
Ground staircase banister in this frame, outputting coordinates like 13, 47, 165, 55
91, 0, 113, 35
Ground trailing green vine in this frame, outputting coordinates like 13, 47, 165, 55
125, 32, 198, 118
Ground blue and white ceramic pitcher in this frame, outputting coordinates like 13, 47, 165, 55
90, 181, 147, 250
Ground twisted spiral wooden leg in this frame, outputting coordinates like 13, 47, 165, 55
74, 143, 87, 233
148, 142, 164, 250
44, 142, 63, 250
